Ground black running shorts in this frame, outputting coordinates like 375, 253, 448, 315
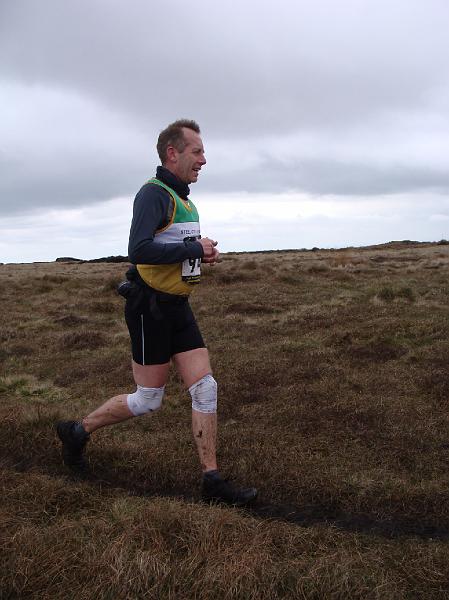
125, 293, 205, 365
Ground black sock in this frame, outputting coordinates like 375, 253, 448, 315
203, 469, 221, 481
73, 422, 89, 438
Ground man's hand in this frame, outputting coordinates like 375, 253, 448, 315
199, 237, 219, 264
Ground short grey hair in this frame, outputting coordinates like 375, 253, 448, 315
157, 119, 201, 163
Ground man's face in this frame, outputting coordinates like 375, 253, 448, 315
169, 128, 206, 184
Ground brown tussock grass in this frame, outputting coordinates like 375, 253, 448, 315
1, 244, 449, 598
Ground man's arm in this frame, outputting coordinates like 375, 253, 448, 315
128, 184, 204, 265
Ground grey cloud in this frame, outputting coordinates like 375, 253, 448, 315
0, 155, 144, 216
201, 155, 449, 197
1, 0, 449, 219
1, 0, 448, 136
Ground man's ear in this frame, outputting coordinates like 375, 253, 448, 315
166, 145, 177, 163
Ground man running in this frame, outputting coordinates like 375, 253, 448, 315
56, 119, 257, 506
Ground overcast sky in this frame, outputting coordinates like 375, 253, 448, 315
1, 0, 448, 263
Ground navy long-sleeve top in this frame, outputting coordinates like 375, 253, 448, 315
128, 166, 204, 265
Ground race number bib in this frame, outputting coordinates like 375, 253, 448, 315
182, 236, 201, 284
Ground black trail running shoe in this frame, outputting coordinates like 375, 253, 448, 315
56, 420, 90, 472
202, 472, 258, 507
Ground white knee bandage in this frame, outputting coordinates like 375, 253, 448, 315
189, 374, 217, 414
127, 385, 165, 416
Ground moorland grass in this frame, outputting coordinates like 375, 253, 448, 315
1, 244, 449, 599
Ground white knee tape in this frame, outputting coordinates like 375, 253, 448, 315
127, 385, 165, 416
189, 374, 217, 414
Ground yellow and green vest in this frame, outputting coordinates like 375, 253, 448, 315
137, 178, 201, 296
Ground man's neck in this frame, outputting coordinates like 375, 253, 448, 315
156, 165, 190, 199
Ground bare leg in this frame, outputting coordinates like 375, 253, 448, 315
173, 348, 218, 473
82, 394, 132, 433
82, 360, 170, 433
191, 410, 218, 472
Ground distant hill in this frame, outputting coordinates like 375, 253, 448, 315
55, 255, 129, 263
54, 240, 448, 263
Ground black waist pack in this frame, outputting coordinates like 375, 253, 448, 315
117, 266, 187, 317
117, 266, 146, 311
